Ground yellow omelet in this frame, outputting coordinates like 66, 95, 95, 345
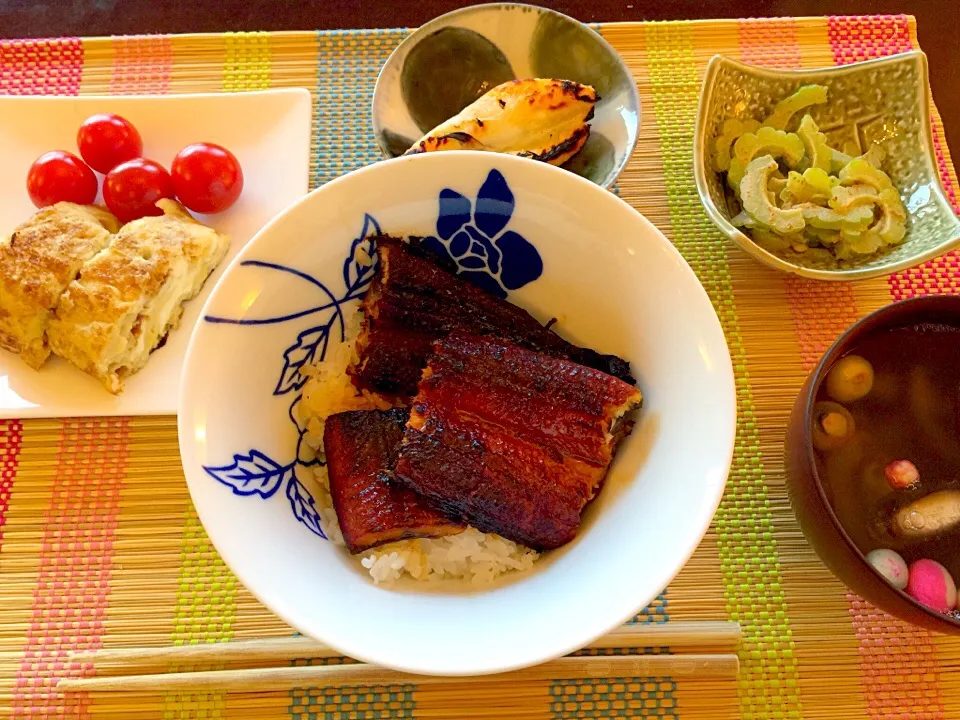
48, 200, 229, 394
0, 202, 119, 369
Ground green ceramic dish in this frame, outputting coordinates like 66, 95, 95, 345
371, 3, 640, 189
694, 51, 960, 281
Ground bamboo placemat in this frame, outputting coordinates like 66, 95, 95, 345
1, 15, 959, 720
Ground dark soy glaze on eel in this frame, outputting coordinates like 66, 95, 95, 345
350, 236, 634, 399
324, 408, 463, 554
394, 332, 642, 550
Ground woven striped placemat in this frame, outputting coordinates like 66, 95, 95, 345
1, 16, 959, 720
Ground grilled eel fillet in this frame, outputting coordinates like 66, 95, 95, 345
405, 78, 596, 166
350, 236, 634, 398
394, 333, 642, 551
324, 408, 463, 554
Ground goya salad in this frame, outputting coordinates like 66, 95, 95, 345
714, 84, 907, 263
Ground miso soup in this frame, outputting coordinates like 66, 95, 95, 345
813, 322, 960, 593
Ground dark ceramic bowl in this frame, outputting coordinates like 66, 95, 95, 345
785, 294, 960, 634
371, 3, 640, 188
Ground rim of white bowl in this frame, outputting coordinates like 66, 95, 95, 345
178, 151, 736, 676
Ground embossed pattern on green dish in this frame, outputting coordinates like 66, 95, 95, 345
697, 53, 960, 278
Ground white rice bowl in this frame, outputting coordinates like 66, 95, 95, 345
297, 311, 539, 585
179, 152, 735, 676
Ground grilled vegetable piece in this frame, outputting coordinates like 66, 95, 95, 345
350, 236, 634, 398
394, 333, 642, 551
324, 408, 463, 554
404, 78, 596, 165
761, 84, 828, 131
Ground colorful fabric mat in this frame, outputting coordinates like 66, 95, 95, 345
1, 15, 959, 720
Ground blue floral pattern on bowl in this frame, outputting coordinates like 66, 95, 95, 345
421, 169, 542, 297
200, 168, 543, 539
201, 213, 381, 539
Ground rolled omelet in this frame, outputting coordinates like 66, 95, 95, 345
0, 203, 119, 369
405, 78, 597, 165
48, 199, 229, 394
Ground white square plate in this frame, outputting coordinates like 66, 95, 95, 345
0, 89, 312, 419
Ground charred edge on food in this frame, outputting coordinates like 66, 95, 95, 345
403, 235, 460, 273
558, 79, 598, 103
443, 131, 475, 143
351, 235, 637, 394
406, 131, 479, 155
519, 125, 590, 164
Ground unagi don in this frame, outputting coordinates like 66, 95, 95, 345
350, 236, 634, 398
323, 408, 463, 554
394, 333, 642, 550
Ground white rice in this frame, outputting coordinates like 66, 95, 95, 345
297, 310, 539, 585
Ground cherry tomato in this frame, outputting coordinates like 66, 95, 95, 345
171, 143, 243, 214
77, 113, 143, 174
26, 150, 98, 208
103, 158, 175, 223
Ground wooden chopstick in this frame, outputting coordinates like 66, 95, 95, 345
58, 654, 740, 692
67, 621, 741, 667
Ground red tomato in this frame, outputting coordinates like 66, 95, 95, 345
103, 159, 176, 223
171, 143, 243, 214
77, 113, 143, 174
26, 150, 98, 208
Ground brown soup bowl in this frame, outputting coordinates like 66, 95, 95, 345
785, 294, 960, 634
